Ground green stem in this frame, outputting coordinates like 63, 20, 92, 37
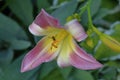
86, 0, 103, 36
79, 2, 88, 16
87, 0, 93, 28
78, 0, 102, 36
92, 26, 102, 35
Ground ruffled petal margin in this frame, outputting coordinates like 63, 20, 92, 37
65, 19, 87, 42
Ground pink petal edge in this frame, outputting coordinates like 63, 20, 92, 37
70, 53, 102, 70
65, 19, 88, 42
34, 9, 61, 28
29, 22, 45, 36
21, 38, 58, 72
70, 41, 103, 70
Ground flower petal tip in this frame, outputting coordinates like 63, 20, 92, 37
29, 22, 44, 36
34, 9, 60, 28
20, 59, 34, 73
20, 68, 24, 73
41, 9, 46, 12
86, 63, 103, 70
20, 67, 26, 73
20, 65, 34, 73
69, 48, 103, 70
57, 60, 70, 68
20, 63, 29, 73
40, 9, 49, 16
65, 19, 87, 41
89, 62, 103, 70
96, 63, 103, 68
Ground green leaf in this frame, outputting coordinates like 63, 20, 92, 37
0, 13, 30, 50
95, 43, 119, 59
107, 61, 120, 68
42, 68, 65, 80
37, 0, 51, 12
119, 0, 120, 5
39, 61, 57, 80
81, 0, 101, 26
100, 67, 117, 80
90, 0, 101, 17
69, 69, 94, 80
51, 0, 78, 24
0, 54, 38, 80
94, 8, 110, 20
10, 39, 31, 50
6, 0, 33, 25
34, 36, 42, 43
111, 22, 120, 41
0, 13, 27, 40
101, 0, 117, 9
0, 48, 14, 67
117, 74, 120, 80
59, 67, 72, 79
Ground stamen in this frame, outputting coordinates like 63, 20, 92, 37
50, 36, 59, 50
52, 36, 56, 41
49, 29, 68, 51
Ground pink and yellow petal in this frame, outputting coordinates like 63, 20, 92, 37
29, 9, 62, 36
34, 9, 60, 29
57, 34, 102, 70
57, 35, 73, 67
65, 19, 87, 42
69, 40, 102, 70
70, 53, 102, 70
72, 42, 99, 63
29, 23, 62, 36
29, 22, 45, 36
21, 37, 59, 72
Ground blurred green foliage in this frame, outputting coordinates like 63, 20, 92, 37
0, 0, 120, 80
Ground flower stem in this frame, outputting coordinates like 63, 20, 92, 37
79, 2, 88, 16
92, 26, 102, 35
87, 0, 93, 28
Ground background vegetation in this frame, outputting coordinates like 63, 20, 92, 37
0, 0, 120, 80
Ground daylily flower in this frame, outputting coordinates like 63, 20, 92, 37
21, 9, 102, 72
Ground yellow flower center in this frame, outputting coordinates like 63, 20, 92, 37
50, 28, 68, 50
45, 27, 69, 52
